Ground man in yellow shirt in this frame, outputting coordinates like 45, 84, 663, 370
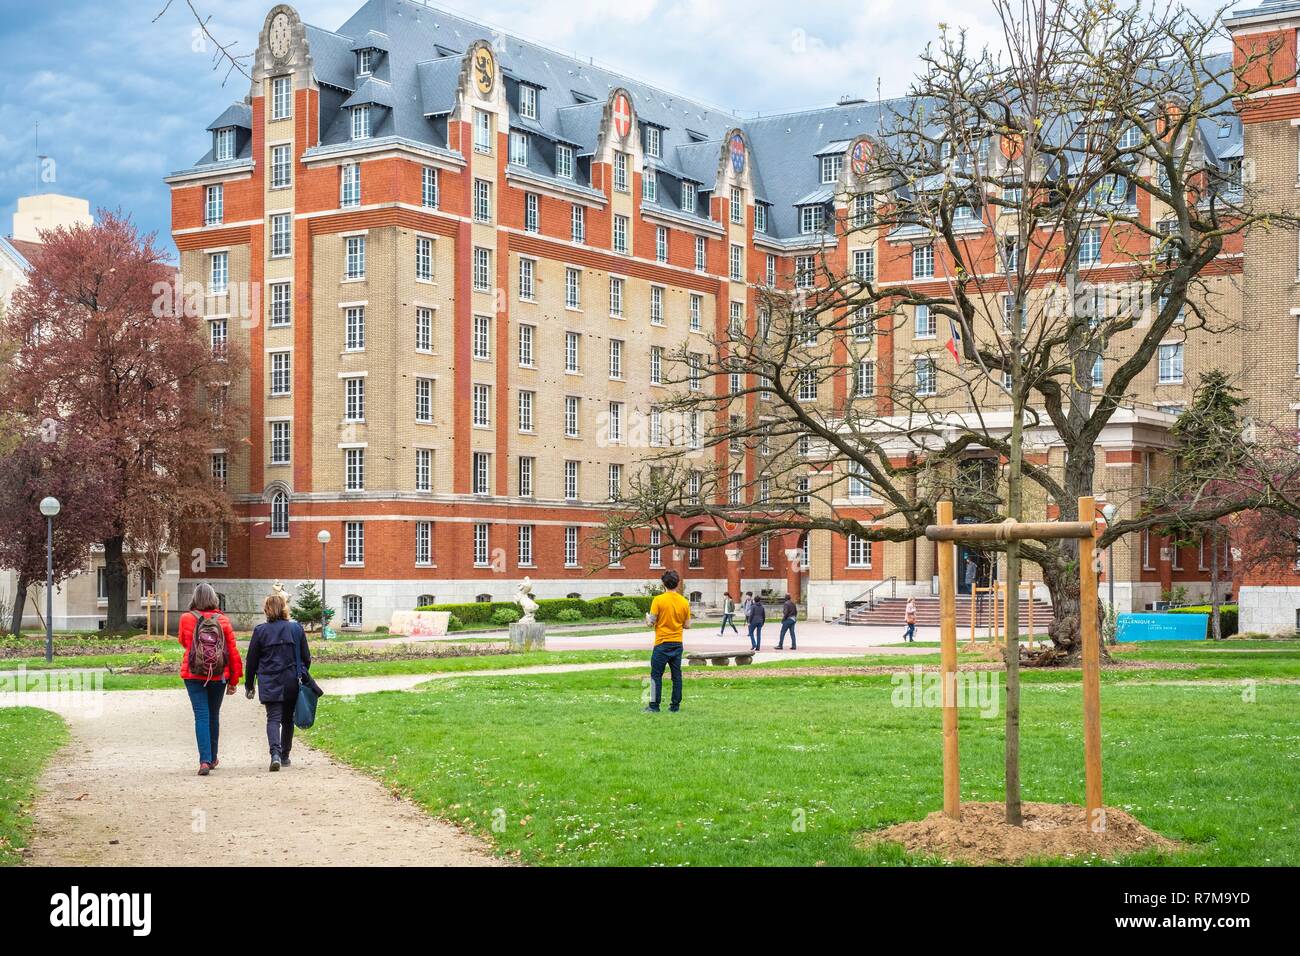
645, 569, 690, 713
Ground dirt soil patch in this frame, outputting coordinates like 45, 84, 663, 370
859, 801, 1178, 864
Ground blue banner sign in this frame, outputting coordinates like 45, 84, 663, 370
1116, 613, 1208, 642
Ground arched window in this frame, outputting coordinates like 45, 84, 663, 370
566, 592, 581, 599
342, 595, 363, 628
476, 593, 492, 603
270, 491, 289, 536
416, 594, 435, 609
609, 591, 624, 598
689, 591, 703, 604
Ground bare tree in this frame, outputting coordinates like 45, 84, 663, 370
155, 0, 253, 85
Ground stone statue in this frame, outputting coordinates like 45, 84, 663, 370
272, 580, 289, 602
510, 577, 545, 650
516, 576, 539, 624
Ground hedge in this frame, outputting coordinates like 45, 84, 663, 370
1168, 604, 1238, 639
414, 594, 652, 626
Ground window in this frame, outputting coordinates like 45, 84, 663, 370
681, 182, 696, 214
729, 471, 742, 505
688, 531, 702, 568
852, 248, 875, 283
416, 236, 433, 281
415, 307, 433, 352
848, 463, 871, 498
344, 376, 364, 421
649, 528, 662, 568
642, 171, 657, 203
614, 151, 629, 192
565, 395, 580, 437
565, 331, 581, 372
650, 346, 664, 385
415, 521, 432, 565
1091, 355, 1103, 388
270, 421, 291, 465
689, 293, 702, 332
1158, 343, 1184, 383
913, 244, 934, 278
565, 526, 579, 565
766, 255, 776, 287
730, 186, 743, 224
798, 368, 818, 402
342, 524, 365, 569
820, 154, 843, 183
473, 247, 491, 292
415, 377, 433, 423
208, 317, 227, 357
1078, 227, 1102, 265
518, 525, 534, 566
270, 350, 291, 396
848, 534, 872, 567
344, 306, 365, 351
351, 106, 371, 141
797, 476, 810, 504
214, 127, 235, 162
269, 282, 291, 327
914, 304, 936, 339
759, 536, 771, 568
210, 452, 228, 489
730, 243, 743, 281
689, 353, 703, 391
695, 236, 707, 271
209, 252, 228, 294
855, 360, 875, 398
564, 461, 579, 500
342, 594, 362, 628
344, 447, 364, 490
519, 84, 538, 119
852, 193, 875, 228
729, 301, 744, 337
800, 205, 826, 234
271, 76, 292, 120
209, 526, 228, 567
571, 204, 585, 243
655, 226, 667, 263
608, 463, 622, 501
518, 323, 534, 366
613, 214, 629, 254
609, 339, 623, 379
473, 109, 491, 152
556, 144, 574, 179
269, 491, 290, 536
608, 401, 624, 444
473, 452, 490, 495
644, 125, 661, 158
608, 276, 624, 317
795, 255, 815, 289
473, 314, 491, 359
650, 285, 664, 325
649, 406, 662, 445
916, 357, 937, 395
344, 236, 365, 279
518, 390, 534, 432
357, 48, 374, 76
852, 306, 873, 343
472, 383, 491, 427
509, 132, 528, 166
415, 448, 432, 492
473, 524, 490, 566
270, 213, 291, 257
474, 179, 492, 222
518, 257, 534, 300
755, 204, 767, 233
205, 184, 223, 226
565, 268, 581, 309
518, 455, 534, 496
270, 144, 292, 189
421, 166, 439, 208
525, 193, 539, 233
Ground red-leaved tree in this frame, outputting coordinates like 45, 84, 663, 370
0, 213, 244, 630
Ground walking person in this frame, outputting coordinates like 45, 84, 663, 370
644, 569, 689, 713
177, 583, 242, 776
776, 593, 798, 650
745, 593, 766, 651
903, 597, 917, 642
244, 592, 321, 771
718, 592, 739, 635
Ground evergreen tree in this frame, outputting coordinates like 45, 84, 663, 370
291, 581, 332, 633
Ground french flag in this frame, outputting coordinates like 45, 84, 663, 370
946, 318, 962, 365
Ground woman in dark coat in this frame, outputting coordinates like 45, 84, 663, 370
244, 593, 319, 771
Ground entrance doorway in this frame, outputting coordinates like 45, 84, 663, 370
956, 543, 996, 595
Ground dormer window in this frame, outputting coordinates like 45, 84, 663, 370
799, 204, 826, 234
556, 143, 574, 179
681, 181, 696, 214
357, 48, 374, 76
754, 203, 767, 233
520, 84, 538, 120
510, 132, 528, 166
820, 154, 843, 184
214, 127, 235, 162
351, 106, 371, 141
644, 125, 661, 159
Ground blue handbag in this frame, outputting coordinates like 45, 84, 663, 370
290, 625, 318, 729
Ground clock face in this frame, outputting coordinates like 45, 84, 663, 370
269, 13, 291, 58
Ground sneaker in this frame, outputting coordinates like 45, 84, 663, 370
642, 706, 660, 713
269, 755, 281, 772
281, 755, 291, 767
211, 758, 219, 769
197, 763, 211, 776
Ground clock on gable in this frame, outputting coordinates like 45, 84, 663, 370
269, 12, 292, 59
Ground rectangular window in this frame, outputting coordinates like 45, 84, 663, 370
571, 204, 585, 243
689, 353, 703, 391
204, 184, 223, 226
415, 307, 433, 352
473, 524, 490, 566
473, 247, 491, 292
472, 383, 491, 427
689, 294, 702, 332
1158, 343, 1184, 383
853, 248, 875, 283
270, 213, 291, 258
1078, 227, 1102, 265
415, 521, 432, 565
798, 368, 818, 402
473, 314, 491, 360
848, 464, 871, 498
564, 526, 579, 565
473, 452, 490, 495
210, 452, 228, 489
730, 243, 743, 281
564, 395, 580, 437
517, 525, 534, 566
271, 144, 292, 189
655, 226, 667, 263
614, 151, 629, 192
351, 106, 371, 141
608, 463, 622, 501
820, 154, 843, 184
644, 125, 661, 158
473, 109, 491, 152
800, 205, 826, 234
914, 304, 936, 339
415, 236, 433, 281
214, 127, 235, 161
518, 257, 534, 300
339, 163, 360, 207
518, 323, 534, 366
642, 171, 657, 203
344, 306, 365, 351
509, 132, 528, 166
681, 182, 696, 214
613, 214, 629, 254
270, 421, 291, 465
271, 76, 292, 120
608, 401, 623, 443
524, 193, 539, 233
344, 235, 365, 279
421, 166, 439, 208
415, 377, 433, 423
209, 252, 228, 294
650, 346, 664, 385
609, 276, 624, 317
609, 339, 623, 379
730, 186, 743, 224
695, 236, 706, 271
913, 244, 934, 278
855, 360, 875, 398
270, 350, 291, 396
344, 448, 365, 491
344, 377, 365, 421
474, 179, 492, 223
565, 331, 580, 373
415, 449, 432, 493
518, 456, 534, 497
209, 317, 227, 357
209, 526, 228, 567
269, 282, 291, 327
649, 528, 662, 568
518, 389, 534, 432
916, 357, 936, 395
848, 534, 872, 568
650, 285, 664, 325
556, 144, 574, 180
755, 204, 767, 233
795, 255, 815, 289
852, 193, 875, 227
565, 268, 581, 309
564, 461, 579, 501
520, 84, 538, 119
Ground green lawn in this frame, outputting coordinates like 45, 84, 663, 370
0, 708, 67, 866
306, 646, 1300, 866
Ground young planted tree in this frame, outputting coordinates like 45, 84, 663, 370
0, 214, 244, 630
614, 0, 1298, 664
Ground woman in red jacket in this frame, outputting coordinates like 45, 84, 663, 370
177, 583, 243, 776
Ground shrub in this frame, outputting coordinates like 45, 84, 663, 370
446, 614, 463, 632
611, 600, 641, 620
556, 608, 583, 623
373, 625, 389, 635
491, 607, 521, 626
1169, 604, 1238, 639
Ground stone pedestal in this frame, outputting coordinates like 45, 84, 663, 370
509, 620, 547, 650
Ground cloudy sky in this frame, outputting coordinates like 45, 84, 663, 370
0, 0, 1231, 259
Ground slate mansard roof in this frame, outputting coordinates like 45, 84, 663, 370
179, 0, 1246, 242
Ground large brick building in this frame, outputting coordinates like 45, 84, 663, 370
167, 0, 1300, 633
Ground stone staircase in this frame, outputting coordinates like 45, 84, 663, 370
838, 595, 1054, 628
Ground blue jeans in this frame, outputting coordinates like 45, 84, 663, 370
648, 643, 683, 712
904, 622, 916, 641
748, 622, 763, 650
777, 619, 797, 649
184, 678, 227, 765
719, 613, 737, 634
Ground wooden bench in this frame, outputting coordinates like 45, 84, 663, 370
686, 651, 755, 667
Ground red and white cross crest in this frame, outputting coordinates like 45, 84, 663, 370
611, 94, 632, 139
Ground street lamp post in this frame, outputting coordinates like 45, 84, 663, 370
39, 497, 61, 664
1102, 503, 1118, 618
317, 529, 331, 638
